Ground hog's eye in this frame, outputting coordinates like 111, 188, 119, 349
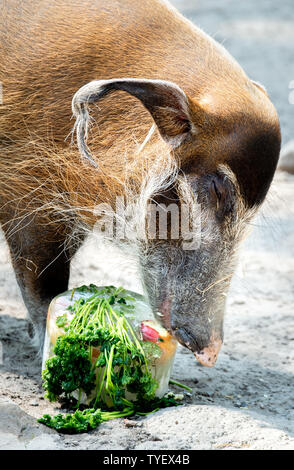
209, 178, 224, 206
208, 175, 235, 217
212, 179, 222, 201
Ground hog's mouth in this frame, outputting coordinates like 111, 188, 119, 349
172, 326, 201, 352
155, 304, 223, 368
173, 326, 222, 367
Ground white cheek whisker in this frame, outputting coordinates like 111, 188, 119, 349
201, 274, 233, 294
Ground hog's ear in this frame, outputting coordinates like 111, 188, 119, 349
72, 78, 198, 167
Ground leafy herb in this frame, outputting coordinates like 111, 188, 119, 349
56, 313, 69, 328
38, 409, 103, 433
40, 285, 182, 433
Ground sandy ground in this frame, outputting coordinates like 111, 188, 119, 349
0, 0, 293, 451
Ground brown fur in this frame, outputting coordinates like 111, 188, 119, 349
0, 0, 280, 218
0, 0, 281, 355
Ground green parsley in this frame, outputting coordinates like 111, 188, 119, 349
39, 285, 181, 433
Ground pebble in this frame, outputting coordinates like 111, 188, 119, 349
199, 391, 213, 398
123, 419, 142, 428
234, 401, 248, 408
234, 300, 245, 305
174, 393, 184, 401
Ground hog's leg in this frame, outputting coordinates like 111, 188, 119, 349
2, 219, 83, 353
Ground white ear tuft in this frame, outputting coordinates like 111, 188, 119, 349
72, 78, 196, 166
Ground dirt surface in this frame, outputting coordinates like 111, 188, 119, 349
0, 0, 293, 451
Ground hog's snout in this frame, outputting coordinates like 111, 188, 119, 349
173, 326, 223, 367
142, 242, 229, 369
193, 338, 223, 367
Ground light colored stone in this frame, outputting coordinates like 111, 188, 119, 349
0, 432, 25, 450
26, 435, 58, 450
0, 399, 57, 449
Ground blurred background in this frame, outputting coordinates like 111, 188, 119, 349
171, 0, 294, 144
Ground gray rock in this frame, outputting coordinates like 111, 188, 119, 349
26, 435, 59, 450
278, 141, 294, 174
0, 432, 26, 450
0, 399, 56, 450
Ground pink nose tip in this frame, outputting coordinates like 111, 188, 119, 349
194, 338, 222, 367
